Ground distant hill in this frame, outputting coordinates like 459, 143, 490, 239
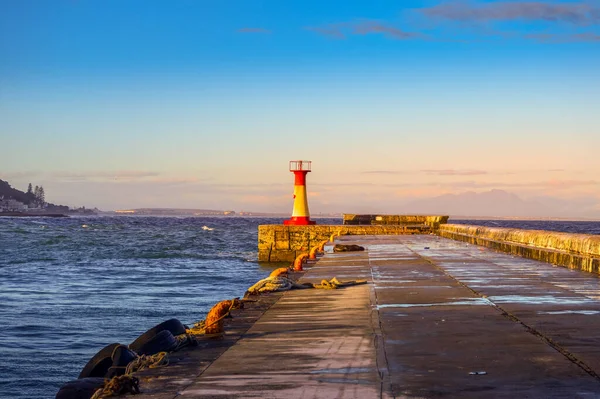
0, 179, 35, 204
0, 179, 69, 212
402, 189, 553, 218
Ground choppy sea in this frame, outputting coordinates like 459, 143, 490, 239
0, 216, 598, 398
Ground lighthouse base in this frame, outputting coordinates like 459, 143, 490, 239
284, 217, 316, 226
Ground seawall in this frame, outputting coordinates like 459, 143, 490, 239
343, 214, 448, 227
438, 223, 600, 274
258, 224, 431, 262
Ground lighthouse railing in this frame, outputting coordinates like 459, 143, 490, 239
289, 161, 311, 172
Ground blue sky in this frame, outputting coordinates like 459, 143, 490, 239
1, 1, 599, 216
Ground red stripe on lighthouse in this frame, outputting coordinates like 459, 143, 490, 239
284, 217, 316, 225
294, 171, 307, 186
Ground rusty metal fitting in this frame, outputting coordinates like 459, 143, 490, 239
309, 246, 321, 260
293, 253, 308, 271
317, 240, 328, 252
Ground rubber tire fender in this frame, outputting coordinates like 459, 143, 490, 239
55, 377, 105, 399
134, 329, 178, 356
129, 318, 186, 353
106, 345, 138, 378
77, 343, 120, 379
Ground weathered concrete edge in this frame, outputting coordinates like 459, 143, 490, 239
438, 224, 600, 274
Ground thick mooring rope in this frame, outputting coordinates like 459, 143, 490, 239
90, 375, 140, 399
125, 352, 169, 375
245, 276, 367, 294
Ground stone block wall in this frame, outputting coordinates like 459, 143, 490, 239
343, 214, 449, 229
438, 224, 600, 274
258, 224, 432, 262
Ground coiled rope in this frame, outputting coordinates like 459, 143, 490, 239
90, 375, 140, 399
90, 352, 167, 398
125, 352, 169, 375
245, 276, 366, 294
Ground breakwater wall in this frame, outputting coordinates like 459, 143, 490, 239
259, 224, 430, 262
343, 214, 448, 228
438, 224, 600, 274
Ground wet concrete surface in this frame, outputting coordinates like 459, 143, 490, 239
135, 235, 600, 398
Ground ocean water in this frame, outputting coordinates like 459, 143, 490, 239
0, 216, 337, 399
0, 216, 598, 399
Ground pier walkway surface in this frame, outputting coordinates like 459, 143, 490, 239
137, 235, 600, 398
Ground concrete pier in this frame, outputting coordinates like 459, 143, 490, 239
133, 234, 600, 398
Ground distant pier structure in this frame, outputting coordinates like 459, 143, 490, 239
284, 160, 316, 226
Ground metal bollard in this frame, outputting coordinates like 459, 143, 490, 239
317, 240, 327, 252
309, 246, 321, 260
293, 253, 308, 271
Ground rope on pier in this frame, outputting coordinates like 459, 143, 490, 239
245, 276, 367, 294
246, 276, 313, 294
125, 352, 169, 375
173, 333, 200, 351
90, 375, 140, 399
313, 277, 367, 289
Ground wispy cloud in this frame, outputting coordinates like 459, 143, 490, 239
426, 179, 600, 190
237, 27, 271, 34
52, 170, 160, 182
525, 32, 600, 42
306, 25, 346, 39
360, 169, 488, 176
422, 169, 488, 176
353, 20, 424, 39
421, 1, 600, 25
307, 20, 422, 40
0, 171, 43, 180
544, 179, 599, 189
361, 170, 411, 175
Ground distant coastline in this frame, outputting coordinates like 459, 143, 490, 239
0, 211, 68, 218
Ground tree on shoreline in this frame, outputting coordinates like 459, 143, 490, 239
32, 185, 46, 207
38, 186, 45, 207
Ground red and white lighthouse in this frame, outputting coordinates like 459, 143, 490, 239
284, 160, 316, 226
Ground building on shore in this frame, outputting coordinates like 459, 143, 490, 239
0, 197, 27, 212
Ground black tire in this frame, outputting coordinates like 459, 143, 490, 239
129, 318, 185, 353
78, 343, 120, 379
56, 377, 105, 399
105, 345, 138, 378
134, 330, 177, 356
